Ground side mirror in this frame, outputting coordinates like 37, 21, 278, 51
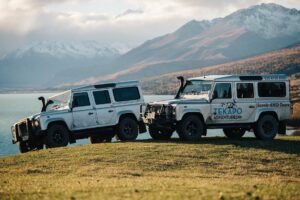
47, 100, 54, 105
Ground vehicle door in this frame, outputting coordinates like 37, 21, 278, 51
71, 92, 98, 130
234, 82, 256, 123
210, 82, 236, 124
92, 89, 116, 127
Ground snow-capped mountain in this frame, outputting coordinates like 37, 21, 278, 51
0, 41, 128, 88
83, 3, 300, 84
226, 3, 300, 39
3, 40, 125, 60
1, 3, 300, 89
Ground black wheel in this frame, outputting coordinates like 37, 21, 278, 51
254, 115, 278, 140
223, 128, 246, 139
117, 117, 138, 141
177, 115, 204, 141
149, 125, 173, 140
46, 124, 69, 148
18, 141, 30, 153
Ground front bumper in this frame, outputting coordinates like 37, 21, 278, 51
11, 118, 41, 144
11, 118, 31, 144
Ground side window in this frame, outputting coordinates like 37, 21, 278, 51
258, 82, 286, 97
213, 83, 232, 99
72, 92, 90, 107
93, 90, 111, 105
113, 87, 140, 102
237, 83, 254, 98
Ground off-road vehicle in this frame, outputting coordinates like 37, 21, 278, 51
12, 81, 146, 153
143, 75, 291, 141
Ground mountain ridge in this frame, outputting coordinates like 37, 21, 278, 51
72, 3, 300, 85
1, 3, 300, 89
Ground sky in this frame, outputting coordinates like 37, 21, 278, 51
0, 0, 299, 55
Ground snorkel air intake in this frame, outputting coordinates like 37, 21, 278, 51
38, 96, 53, 112
38, 96, 46, 112
175, 76, 185, 99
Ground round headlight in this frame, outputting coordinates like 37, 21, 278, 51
34, 120, 39, 127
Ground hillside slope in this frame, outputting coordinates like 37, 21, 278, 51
141, 44, 300, 95
0, 137, 300, 199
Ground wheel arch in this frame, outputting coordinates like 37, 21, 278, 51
47, 120, 70, 131
117, 112, 138, 123
255, 110, 279, 122
181, 112, 205, 123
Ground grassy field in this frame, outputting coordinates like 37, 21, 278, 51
0, 137, 300, 200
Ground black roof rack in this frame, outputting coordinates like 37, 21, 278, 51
239, 76, 263, 81
94, 83, 116, 89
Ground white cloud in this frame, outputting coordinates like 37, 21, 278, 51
0, 0, 299, 55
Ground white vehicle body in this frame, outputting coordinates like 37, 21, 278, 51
12, 81, 146, 152
143, 75, 291, 140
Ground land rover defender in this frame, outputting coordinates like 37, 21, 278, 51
143, 75, 291, 141
11, 81, 146, 153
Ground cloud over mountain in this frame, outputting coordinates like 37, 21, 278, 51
0, 0, 299, 56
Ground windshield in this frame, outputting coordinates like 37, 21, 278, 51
180, 80, 212, 98
46, 90, 71, 111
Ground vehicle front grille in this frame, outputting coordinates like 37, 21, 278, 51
145, 104, 174, 120
15, 118, 32, 139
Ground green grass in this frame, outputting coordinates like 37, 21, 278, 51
1, 136, 300, 200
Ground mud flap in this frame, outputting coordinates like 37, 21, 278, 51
138, 121, 147, 133
278, 121, 286, 135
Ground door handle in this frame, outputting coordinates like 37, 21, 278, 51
108, 110, 114, 113
249, 105, 255, 108
88, 112, 94, 115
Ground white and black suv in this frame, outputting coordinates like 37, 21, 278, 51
12, 81, 146, 153
143, 75, 291, 141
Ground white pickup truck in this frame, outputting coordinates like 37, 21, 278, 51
11, 81, 146, 153
143, 75, 291, 141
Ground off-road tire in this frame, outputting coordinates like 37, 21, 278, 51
254, 114, 278, 140
46, 124, 69, 148
177, 115, 204, 141
149, 125, 173, 140
18, 141, 30, 153
117, 117, 138, 141
223, 128, 246, 139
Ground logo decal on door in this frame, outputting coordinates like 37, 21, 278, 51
213, 102, 243, 120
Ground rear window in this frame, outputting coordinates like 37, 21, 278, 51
93, 90, 111, 105
113, 87, 140, 102
258, 82, 286, 97
237, 83, 254, 98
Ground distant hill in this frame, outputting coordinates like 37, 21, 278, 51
141, 44, 300, 96
74, 3, 300, 85
0, 41, 126, 88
